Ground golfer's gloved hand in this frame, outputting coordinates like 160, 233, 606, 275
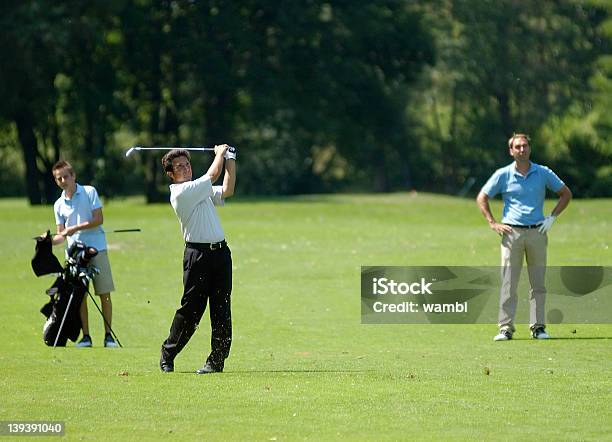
224, 145, 237, 161
538, 215, 556, 233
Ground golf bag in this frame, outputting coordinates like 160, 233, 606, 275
32, 232, 99, 346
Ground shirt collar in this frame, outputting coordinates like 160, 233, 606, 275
512, 161, 535, 177
62, 183, 82, 200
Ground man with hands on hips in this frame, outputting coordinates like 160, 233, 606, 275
159, 143, 236, 374
476, 133, 572, 341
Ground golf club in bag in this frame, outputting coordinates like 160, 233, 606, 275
32, 232, 122, 347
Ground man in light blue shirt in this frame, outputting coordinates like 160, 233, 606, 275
477, 134, 572, 341
51, 160, 118, 348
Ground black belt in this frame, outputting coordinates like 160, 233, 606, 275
186, 240, 226, 251
506, 224, 542, 229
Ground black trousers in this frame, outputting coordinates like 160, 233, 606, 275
161, 243, 232, 369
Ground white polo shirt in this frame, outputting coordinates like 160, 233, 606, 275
169, 174, 225, 243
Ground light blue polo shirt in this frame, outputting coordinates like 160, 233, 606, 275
481, 162, 565, 225
54, 184, 108, 251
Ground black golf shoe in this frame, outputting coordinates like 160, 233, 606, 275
160, 356, 174, 373
195, 362, 223, 375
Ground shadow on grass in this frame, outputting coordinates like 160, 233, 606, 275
508, 337, 610, 341
549, 337, 611, 340
174, 369, 374, 374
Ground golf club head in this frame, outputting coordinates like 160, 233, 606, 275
125, 147, 136, 157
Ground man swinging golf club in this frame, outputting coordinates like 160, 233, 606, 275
159, 144, 236, 374
477, 133, 572, 341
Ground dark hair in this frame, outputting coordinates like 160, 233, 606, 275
52, 160, 75, 175
161, 149, 191, 173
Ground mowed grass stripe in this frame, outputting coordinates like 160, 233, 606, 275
0, 194, 610, 440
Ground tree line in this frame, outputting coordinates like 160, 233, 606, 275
0, 0, 609, 204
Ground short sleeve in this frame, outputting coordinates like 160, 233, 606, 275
541, 166, 565, 193
211, 186, 225, 206
170, 174, 214, 210
86, 186, 103, 210
54, 200, 65, 226
481, 169, 504, 198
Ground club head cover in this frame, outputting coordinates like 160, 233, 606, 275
31, 230, 63, 276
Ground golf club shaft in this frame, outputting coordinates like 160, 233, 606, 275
32, 228, 141, 239
53, 289, 75, 348
125, 146, 214, 157
87, 290, 123, 348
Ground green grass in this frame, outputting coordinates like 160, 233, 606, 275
0, 193, 610, 440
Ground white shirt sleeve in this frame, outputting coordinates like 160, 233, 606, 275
170, 175, 214, 212
211, 186, 225, 206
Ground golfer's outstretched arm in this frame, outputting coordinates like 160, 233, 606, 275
206, 145, 229, 183
222, 159, 236, 198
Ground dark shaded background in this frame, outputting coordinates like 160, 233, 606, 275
0, 0, 609, 204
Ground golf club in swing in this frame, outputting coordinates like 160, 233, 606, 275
125, 145, 215, 157
32, 229, 141, 240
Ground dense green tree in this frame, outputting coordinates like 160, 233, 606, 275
412, 0, 609, 194
0, 1, 69, 203
0, 1, 124, 203
115, 1, 434, 196
0, 1, 608, 202
539, 0, 612, 196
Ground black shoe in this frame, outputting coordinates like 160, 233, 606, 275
160, 356, 174, 373
196, 362, 223, 374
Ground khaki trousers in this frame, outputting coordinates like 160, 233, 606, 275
499, 228, 547, 332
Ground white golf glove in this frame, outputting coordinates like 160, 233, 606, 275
538, 215, 556, 233
224, 145, 237, 161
